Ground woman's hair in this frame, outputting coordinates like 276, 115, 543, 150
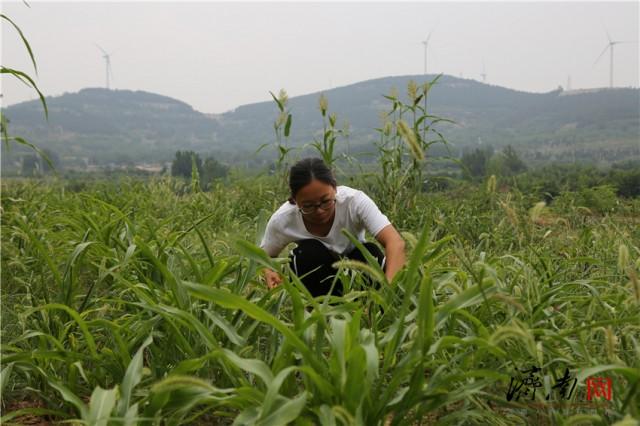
288, 158, 337, 203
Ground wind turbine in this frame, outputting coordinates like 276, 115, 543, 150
422, 32, 432, 75
95, 44, 114, 89
480, 60, 487, 83
593, 30, 634, 88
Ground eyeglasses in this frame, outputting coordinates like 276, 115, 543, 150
298, 198, 336, 215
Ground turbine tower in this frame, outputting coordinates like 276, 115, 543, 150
422, 33, 432, 75
480, 60, 487, 83
95, 44, 114, 89
594, 30, 634, 88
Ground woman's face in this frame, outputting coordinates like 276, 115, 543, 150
295, 179, 336, 225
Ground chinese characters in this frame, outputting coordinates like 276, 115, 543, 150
506, 366, 610, 404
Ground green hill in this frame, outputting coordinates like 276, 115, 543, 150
218, 75, 639, 163
2, 88, 220, 168
2, 75, 638, 172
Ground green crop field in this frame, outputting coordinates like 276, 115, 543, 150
1, 169, 639, 425
2, 4, 639, 423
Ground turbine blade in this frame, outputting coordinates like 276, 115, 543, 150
94, 43, 107, 55
605, 29, 612, 43
600, 20, 612, 43
593, 44, 609, 65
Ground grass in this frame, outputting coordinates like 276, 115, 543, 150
1, 173, 639, 425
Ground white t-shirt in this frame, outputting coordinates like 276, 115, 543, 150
260, 185, 391, 257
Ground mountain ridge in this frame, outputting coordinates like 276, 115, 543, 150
2, 74, 638, 170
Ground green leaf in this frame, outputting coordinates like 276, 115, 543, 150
344, 345, 366, 412
234, 239, 279, 270
195, 226, 215, 268
340, 230, 387, 286
258, 392, 307, 426
117, 335, 153, 417
234, 406, 261, 425
147, 375, 230, 417
141, 302, 219, 351
435, 281, 497, 328
284, 114, 292, 137
62, 241, 96, 306
256, 142, 271, 154
88, 386, 117, 426
135, 237, 188, 309
576, 364, 640, 383
71, 361, 90, 384
269, 91, 284, 112
1, 14, 38, 74
0, 67, 47, 118
204, 309, 246, 346
16, 217, 62, 290
332, 259, 386, 285
316, 405, 336, 426
123, 403, 139, 426
0, 408, 69, 423
178, 242, 203, 282
0, 363, 13, 396
329, 318, 348, 388
26, 304, 98, 357
404, 224, 430, 288
204, 259, 232, 287
360, 330, 379, 383
260, 366, 298, 416
48, 378, 88, 419
416, 273, 434, 354
221, 348, 274, 386
611, 415, 640, 426
182, 282, 325, 375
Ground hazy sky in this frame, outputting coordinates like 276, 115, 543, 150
2, 1, 638, 114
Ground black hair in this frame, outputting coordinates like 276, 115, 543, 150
288, 158, 337, 204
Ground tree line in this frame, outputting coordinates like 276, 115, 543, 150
170, 150, 229, 190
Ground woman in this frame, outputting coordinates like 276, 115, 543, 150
260, 158, 405, 296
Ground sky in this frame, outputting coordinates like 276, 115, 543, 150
2, 1, 638, 114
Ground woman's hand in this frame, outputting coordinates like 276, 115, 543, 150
263, 268, 282, 289
375, 224, 406, 282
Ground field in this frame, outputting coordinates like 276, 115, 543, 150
1, 172, 639, 425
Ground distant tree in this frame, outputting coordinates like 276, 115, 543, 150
171, 150, 202, 178
579, 185, 618, 214
171, 150, 228, 190
201, 156, 229, 183
461, 146, 493, 178
487, 145, 527, 177
613, 169, 640, 198
501, 145, 528, 175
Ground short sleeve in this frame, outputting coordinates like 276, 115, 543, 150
260, 215, 288, 257
354, 191, 391, 237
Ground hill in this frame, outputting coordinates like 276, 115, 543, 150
217, 75, 639, 163
2, 88, 220, 168
2, 75, 638, 171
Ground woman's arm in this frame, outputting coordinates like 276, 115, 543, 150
375, 224, 406, 282
260, 215, 286, 289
